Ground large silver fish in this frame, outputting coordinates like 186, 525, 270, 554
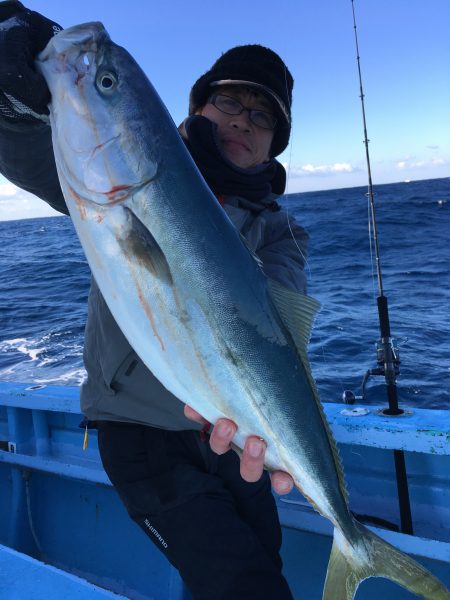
36, 23, 449, 600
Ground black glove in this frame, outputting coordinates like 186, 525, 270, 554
0, 1, 62, 126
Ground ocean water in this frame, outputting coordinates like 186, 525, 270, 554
0, 177, 449, 409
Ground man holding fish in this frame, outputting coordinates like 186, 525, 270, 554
3, 5, 448, 600
0, 2, 306, 598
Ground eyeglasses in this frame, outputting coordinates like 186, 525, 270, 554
207, 93, 278, 130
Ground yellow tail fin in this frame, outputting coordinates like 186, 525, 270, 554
323, 524, 450, 600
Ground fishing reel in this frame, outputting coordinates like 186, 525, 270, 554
342, 337, 400, 404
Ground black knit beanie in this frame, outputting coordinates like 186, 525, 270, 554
189, 45, 293, 158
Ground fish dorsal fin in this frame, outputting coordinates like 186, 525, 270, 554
267, 279, 349, 504
267, 280, 320, 363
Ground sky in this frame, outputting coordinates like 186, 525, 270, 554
0, 0, 449, 220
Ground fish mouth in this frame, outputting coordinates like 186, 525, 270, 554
38, 22, 109, 63
37, 22, 109, 91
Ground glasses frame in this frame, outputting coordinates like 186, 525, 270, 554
207, 93, 278, 130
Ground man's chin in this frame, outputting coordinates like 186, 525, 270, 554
222, 144, 253, 169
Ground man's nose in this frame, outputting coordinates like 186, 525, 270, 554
229, 109, 252, 130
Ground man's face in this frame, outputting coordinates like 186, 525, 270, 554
198, 85, 276, 169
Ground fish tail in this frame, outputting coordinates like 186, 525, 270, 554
323, 523, 450, 600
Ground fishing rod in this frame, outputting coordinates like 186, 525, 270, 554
350, 0, 413, 535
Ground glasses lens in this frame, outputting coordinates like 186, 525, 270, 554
250, 110, 277, 130
212, 94, 242, 115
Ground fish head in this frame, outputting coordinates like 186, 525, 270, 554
36, 22, 159, 206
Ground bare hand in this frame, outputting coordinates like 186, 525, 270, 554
184, 405, 294, 495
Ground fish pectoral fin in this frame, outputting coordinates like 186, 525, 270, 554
120, 207, 172, 284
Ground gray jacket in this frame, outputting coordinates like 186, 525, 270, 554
0, 122, 309, 430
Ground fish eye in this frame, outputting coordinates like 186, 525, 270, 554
97, 71, 117, 92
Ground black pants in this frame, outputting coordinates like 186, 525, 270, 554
97, 421, 293, 600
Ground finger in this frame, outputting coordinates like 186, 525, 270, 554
239, 436, 266, 483
183, 404, 209, 426
209, 419, 237, 455
270, 471, 294, 495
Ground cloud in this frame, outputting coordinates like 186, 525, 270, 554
0, 181, 18, 197
0, 181, 61, 221
396, 157, 447, 170
283, 162, 356, 177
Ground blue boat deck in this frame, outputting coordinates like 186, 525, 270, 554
1, 382, 449, 599
0, 543, 127, 599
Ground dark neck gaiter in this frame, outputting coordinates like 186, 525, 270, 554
183, 116, 286, 202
